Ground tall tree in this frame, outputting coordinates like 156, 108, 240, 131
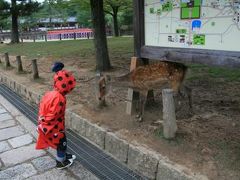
8, 0, 40, 43
11, 0, 19, 43
90, 0, 111, 71
0, 0, 10, 31
104, 0, 131, 37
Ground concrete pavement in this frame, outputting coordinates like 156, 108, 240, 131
0, 94, 99, 180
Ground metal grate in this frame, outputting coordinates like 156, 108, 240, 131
0, 84, 147, 180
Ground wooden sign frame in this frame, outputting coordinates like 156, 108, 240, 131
133, 0, 240, 68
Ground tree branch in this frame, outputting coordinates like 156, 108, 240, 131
104, 10, 113, 16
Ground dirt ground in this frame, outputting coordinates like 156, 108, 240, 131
2, 55, 240, 180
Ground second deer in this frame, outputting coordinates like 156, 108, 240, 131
99, 61, 192, 121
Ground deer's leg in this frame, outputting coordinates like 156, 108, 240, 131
170, 81, 183, 101
137, 91, 148, 122
175, 83, 193, 110
171, 81, 188, 111
183, 85, 192, 109
171, 81, 181, 95
135, 98, 140, 118
135, 96, 142, 120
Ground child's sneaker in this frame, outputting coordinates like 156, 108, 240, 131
66, 153, 76, 160
56, 159, 73, 170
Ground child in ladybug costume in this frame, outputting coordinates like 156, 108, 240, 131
36, 62, 76, 169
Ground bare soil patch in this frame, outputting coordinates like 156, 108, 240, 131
2, 54, 240, 180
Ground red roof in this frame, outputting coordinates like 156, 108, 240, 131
47, 28, 93, 35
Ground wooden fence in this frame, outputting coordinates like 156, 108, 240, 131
0, 29, 94, 42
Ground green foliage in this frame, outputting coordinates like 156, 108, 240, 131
19, 15, 38, 31
104, 0, 132, 13
77, 10, 92, 27
0, 0, 40, 31
32, 0, 92, 28
1, 0, 133, 31
0, 0, 10, 18
0, 0, 10, 30
119, 7, 133, 26
0, 18, 10, 30
68, 0, 91, 27
104, 0, 133, 36
17, 0, 40, 17
36, 0, 67, 22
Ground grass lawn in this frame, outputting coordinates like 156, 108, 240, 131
187, 64, 240, 82
0, 37, 134, 59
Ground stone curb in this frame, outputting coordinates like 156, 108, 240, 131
0, 72, 208, 180
105, 132, 129, 164
128, 144, 159, 179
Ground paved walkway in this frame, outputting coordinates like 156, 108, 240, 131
0, 94, 99, 180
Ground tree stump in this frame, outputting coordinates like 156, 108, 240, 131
16, 56, 23, 73
162, 89, 177, 139
4, 52, 10, 68
32, 59, 39, 79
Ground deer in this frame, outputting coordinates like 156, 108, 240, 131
97, 61, 192, 122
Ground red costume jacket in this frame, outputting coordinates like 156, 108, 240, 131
36, 70, 76, 150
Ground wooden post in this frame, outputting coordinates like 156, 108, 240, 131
16, 56, 23, 73
95, 72, 106, 107
33, 35, 36, 42
4, 52, 10, 68
162, 89, 177, 139
126, 57, 140, 115
74, 32, 76, 40
59, 34, 62, 41
45, 34, 47, 42
32, 59, 39, 79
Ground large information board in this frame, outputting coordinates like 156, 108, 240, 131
144, 0, 240, 52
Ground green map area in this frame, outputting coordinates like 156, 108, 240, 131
181, 0, 201, 19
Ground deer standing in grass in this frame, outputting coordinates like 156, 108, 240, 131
98, 61, 192, 121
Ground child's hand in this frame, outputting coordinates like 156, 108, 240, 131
38, 116, 45, 122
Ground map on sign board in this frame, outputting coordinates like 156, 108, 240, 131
144, 0, 240, 51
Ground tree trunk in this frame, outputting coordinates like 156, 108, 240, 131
11, 0, 19, 43
113, 7, 119, 37
90, 0, 111, 71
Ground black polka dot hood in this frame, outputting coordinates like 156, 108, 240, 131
53, 70, 76, 95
